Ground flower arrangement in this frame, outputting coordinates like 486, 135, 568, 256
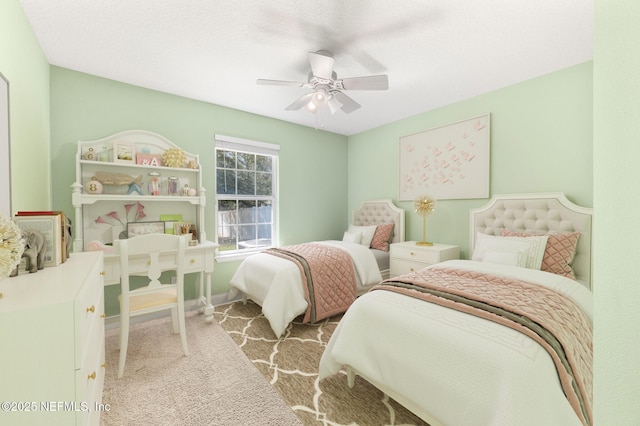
95, 202, 146, 228
0, 213, 25, 279
413, 195, 437, 246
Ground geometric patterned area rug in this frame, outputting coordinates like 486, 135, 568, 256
213, 300, 429, 426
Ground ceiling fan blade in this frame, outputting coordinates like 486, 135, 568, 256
285, 93, 313, 111
340, 75, 389, 90
257, 79, 307, 87
333, 91, 361, 114
308, 50, 335, 80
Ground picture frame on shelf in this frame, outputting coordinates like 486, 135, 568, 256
113, 142, 135, 163
160, 214, 183, 234
127, 221, 165, 238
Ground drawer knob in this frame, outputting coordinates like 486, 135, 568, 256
88, 371, 96, 380
86, 305, 95, 313
410, 267, 415, 271
410, 252, 415, 256
190, 259, 195, 264
101, 363, 107, 369
100, 271, 105, 276
100, 314, 106, 319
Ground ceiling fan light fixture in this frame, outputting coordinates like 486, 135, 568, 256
305, 100, 318, 113
311, 88, 329, 107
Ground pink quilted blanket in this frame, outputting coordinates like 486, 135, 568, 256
266, 243, 357, 324
373, 267, 593, 426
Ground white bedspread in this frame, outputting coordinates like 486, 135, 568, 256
319, 260, 592, 426
229, 241, 382, 337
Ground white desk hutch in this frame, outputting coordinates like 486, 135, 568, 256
71, 130, 217, 322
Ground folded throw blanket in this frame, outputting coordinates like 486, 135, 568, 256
266, 243, 357, 323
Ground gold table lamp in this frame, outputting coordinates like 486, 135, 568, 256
413, 195, 436, 246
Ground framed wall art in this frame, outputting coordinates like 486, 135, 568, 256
398, 113, 490, 201
1, 73, 10, 217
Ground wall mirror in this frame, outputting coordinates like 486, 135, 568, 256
1, 72, 10, 217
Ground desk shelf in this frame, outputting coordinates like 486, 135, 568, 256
71, 130, 206, 252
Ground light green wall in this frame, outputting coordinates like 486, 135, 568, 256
6, 1, 640, 421
593, 1, 640, 424
348, 62, 593, 258
0, 0, 51, 212
49, 67, 348, 314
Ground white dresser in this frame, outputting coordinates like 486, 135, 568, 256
0, 251, 105, 426
390, 241, 459, 277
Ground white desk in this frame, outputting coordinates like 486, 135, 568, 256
101, 240, 218, 322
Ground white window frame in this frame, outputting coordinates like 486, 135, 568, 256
214, 134, 279, 262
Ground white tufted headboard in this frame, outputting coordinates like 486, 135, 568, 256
352, 199, 405, 244
470, 193, 592, 289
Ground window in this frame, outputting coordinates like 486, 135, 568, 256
214, 135, 278, 257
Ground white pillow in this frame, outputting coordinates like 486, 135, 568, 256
473, 232, 548, 270
482, 247, 529, 267
342, 231, 362, 244
347, 225, 377, 247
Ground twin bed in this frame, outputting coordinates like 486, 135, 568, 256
228, 199, 405, 337
228, 193, 593, 426
319, 192, 593, 426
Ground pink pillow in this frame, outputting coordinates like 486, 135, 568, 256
501, 229, 580, 279
368, 223, 394, 252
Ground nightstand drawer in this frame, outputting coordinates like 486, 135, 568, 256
390, 245, 443, 264
390, 259, 430, 276
389, 242, 460, 278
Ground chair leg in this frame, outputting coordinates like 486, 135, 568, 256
170, 307, 179, 334
118, 313, 130, 378
177, 303, 189, 356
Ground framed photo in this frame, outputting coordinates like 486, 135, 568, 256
114, 142, 135, 163
127, 221, 165, 238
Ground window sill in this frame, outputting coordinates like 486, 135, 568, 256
216, 249, 265, 263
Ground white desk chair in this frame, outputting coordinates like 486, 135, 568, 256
116, 233, 189, 378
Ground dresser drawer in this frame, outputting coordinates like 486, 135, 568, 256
75, 257, 105, 369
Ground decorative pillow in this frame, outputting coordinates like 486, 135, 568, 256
342, 231, 362, 244
482, 247, 529, 267
367, 223, 394, 252
347, 225, 377, 247
473, 232, 548, 270
501, 229, 580, 279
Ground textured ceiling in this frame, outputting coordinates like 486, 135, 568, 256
19, 0, 592, 136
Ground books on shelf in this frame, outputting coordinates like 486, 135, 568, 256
14, 211, 71, 266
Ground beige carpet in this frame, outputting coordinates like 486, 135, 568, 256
213, 300, 429, 426
101, 311, 303, 425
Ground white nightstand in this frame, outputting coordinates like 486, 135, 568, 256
390, 241, 459, 276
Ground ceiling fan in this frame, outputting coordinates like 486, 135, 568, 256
257, 50, 388, 114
